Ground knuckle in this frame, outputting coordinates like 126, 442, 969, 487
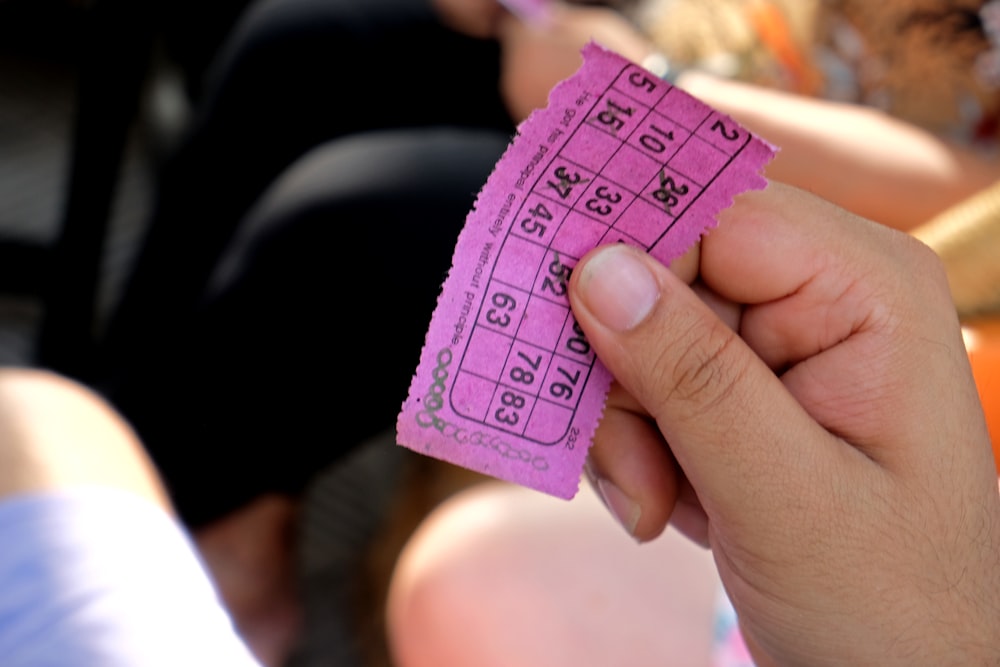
652, 318, 749, 421
892, 234, 961, 322
898, 233, 952, 298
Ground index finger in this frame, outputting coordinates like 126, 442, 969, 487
702, 183, 975, 468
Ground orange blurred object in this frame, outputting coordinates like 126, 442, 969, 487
744, 0, 822, 96
963, 318, 1000, 473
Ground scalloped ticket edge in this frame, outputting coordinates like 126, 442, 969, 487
396, 42, 776, 499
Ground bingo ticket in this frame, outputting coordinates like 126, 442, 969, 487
397, 43, 776, 499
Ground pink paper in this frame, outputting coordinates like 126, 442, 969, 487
397, 43, 776, 499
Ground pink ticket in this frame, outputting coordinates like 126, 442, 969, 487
397, 43, 776, 499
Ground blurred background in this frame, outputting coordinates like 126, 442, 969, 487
0, 4, 474, 666
4, 2, 1000, 666
0, 0, 240, 363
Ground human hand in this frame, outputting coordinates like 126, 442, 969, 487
496, 3, 653, 121
431, 0, 505, 39
571, 181, 1000, 665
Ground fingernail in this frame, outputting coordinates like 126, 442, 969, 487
585, 458, 641, 537
578, 245, 659, 332
598, 477, 642, 537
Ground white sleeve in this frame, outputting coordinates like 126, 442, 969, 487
0, 487, 263, 667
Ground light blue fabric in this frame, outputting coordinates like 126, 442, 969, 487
0, 487, 261, 666
711, 584, 755, 667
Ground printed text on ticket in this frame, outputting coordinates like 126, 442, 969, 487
397, 43, 776, 499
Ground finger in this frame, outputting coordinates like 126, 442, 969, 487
569, 240, 840, 532
571, 185, 954, 532
704, 183, 981, 468
704, 183, 943, 370
668, 241, 699, 284
667, 478, 709, 549
586, 383, 677, 542
691, 281, 741, 334
585, 277, 736, 544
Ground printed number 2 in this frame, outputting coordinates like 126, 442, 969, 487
711, 120, 739, 141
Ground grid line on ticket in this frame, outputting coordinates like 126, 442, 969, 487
455, 60, 757, 445
397, 42, 776, 499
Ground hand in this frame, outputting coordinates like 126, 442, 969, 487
496, 3, 653, 121
431, 0, 505, 39
571, 181, 1000, 665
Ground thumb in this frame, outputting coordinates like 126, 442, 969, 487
568, 243, 841, 536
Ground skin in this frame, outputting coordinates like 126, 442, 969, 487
574, 181, 1000, 665
432, 0, 506, 39
387, 481, 718, 667
438, 0, 1000, 231
404, 3, 1000, 663
0, 368, 169, 506
678, 71, 1000, 232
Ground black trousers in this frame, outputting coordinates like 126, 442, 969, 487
98, 0, 515, 526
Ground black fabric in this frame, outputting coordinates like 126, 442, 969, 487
102, 0, 513, 363
104, 127, 509, 526
97, 0, 517, 526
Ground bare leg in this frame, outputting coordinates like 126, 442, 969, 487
0, 367, 167, 504
0, 367, 265, 666
0, 369, 296, 666
387, 480, 719, 667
